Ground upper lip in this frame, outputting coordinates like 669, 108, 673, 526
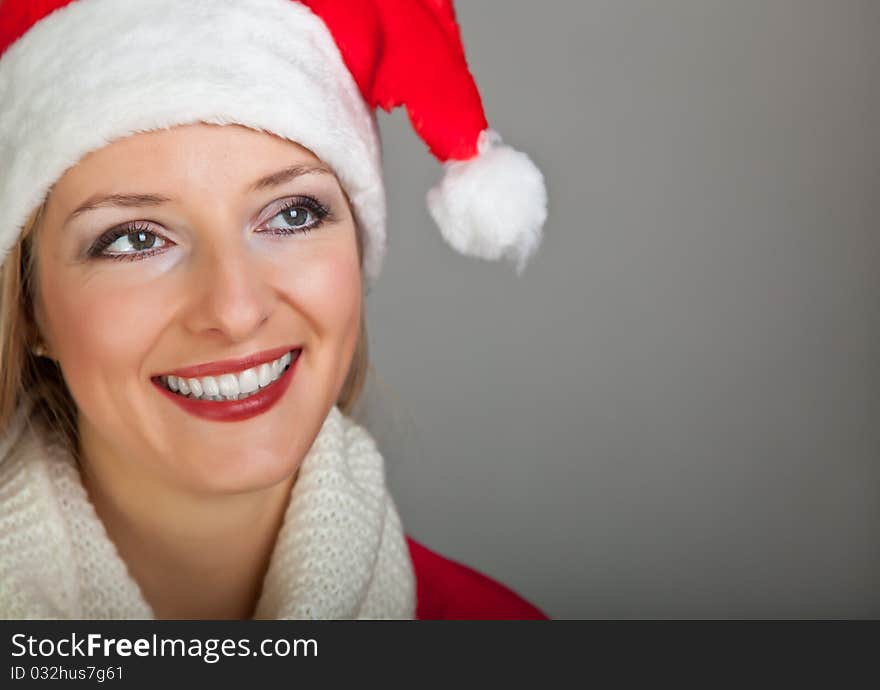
155, 345, 300, 379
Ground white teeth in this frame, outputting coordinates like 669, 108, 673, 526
218, 373, 239, 398
160, 349, 296, 401
202, 376, 220, 397
188, 378, 203, 398
258, 363, 273, 388
238, 367, 260, 395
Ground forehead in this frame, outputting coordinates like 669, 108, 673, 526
49, 123, 327, 203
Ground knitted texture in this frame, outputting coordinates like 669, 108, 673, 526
0, 399, 415, 619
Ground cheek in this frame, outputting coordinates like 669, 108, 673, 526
273, 239, 362, 395
38, 269, 162, 403
275, 240, 362, 341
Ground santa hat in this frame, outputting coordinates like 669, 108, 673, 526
0, 0, 547, 287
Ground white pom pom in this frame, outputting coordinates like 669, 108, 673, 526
427, 130, 547, 275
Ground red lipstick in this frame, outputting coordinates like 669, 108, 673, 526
152, 348, 301, 423
157, 344, 299, 379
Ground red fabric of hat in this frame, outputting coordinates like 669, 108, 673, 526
1, 0, 546, 277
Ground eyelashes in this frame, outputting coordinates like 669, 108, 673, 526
86, 195, 332, 263
265, 196, 331, 235
87, 221, 166, 262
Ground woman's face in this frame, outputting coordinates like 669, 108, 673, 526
32, 123, 362, 494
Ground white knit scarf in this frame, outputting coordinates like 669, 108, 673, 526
0, 397, 415, 619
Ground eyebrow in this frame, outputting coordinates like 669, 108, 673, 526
65, 164, 334, 224
249, 164, 335, 192
68, 193, 171, 221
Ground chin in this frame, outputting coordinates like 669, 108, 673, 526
182, 443, 304, 496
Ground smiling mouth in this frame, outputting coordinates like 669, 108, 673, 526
153, 349, 300, 402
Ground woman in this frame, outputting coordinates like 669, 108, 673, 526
0, 0, 548, 619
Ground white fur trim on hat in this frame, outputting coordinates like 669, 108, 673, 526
0, 0, 388, 285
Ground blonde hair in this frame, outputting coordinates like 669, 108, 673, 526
0, 201, 370, 462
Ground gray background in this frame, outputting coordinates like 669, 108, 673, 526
350, 0, 880, 618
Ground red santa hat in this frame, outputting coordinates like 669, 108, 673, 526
0, 0, 547, 286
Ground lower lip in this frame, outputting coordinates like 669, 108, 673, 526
152, 350, 300, 422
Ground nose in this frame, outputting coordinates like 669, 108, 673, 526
184, 239, 274, 342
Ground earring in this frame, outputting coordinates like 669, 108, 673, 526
31, 341, 48, 358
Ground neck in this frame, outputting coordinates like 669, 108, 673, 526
77, 426, 297, 620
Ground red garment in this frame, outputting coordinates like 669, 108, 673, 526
406, 537, 548, 620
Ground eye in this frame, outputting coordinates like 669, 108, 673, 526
268, 206, 312, 230
88, 222, 169, 261
105, 229, 165, 253
262, 197, 330, 235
